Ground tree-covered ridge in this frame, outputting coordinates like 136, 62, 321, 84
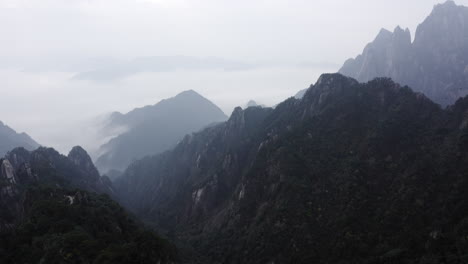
116, 74, 468, 263
0, 146, 177, 263
0, 185, 177, 264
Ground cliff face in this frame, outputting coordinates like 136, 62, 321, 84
116, 73, 468, 263
340, 1, 468, 106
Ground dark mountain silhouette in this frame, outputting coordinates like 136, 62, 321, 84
115, 73, 468, 263
95, 90, 228, 175
340, 0, 468, 106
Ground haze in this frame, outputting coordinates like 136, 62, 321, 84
1, 0, 465, 153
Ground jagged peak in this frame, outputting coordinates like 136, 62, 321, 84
374, 28, 393, 42
429, 0, 465, 16
68, 146, 92, 161
435, 0, 457, 9
69, 145, 86, 153
394, 25, 404, 32
393, 26, 411, 37
229, 107, 244, 121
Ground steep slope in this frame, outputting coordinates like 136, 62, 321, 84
96, 90, 228, 175
0, 121, 39, 156
116, 73, 468, 263
0, 146, 176, 263
340, 0, 468, 106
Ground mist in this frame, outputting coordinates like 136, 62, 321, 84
1, 0, 467, 153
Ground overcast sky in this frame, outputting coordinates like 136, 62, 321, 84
0, 0, 466, 154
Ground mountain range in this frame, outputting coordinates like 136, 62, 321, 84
0, 121, 39, 157
95, 90, 228, 175
3, 1, 468, 263
339, 0, 468, 106
115, 73, 468, 263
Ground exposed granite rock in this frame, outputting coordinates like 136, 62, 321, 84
340, 1, 468, 106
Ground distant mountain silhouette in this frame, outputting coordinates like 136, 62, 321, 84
95, 90, 228, 175
340, 0, 468, 106
0, 121, 39, 156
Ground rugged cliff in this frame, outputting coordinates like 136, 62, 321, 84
340, 1, 468, 106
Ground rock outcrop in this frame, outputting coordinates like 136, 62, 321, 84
340, 1, 468, 106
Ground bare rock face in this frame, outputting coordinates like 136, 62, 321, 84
340, 1, 468, 106
0, 159, 18, 197
1, 160, 16, 183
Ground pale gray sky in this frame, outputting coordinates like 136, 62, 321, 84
0, 0, 466, 154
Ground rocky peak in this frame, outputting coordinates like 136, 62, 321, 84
373, 28, 393, 44
392, 26, 411, 46
414, 0, 468, 49
68, 146, 93, 166
227, 107, 245, 130
68, 146, 100, 181
434, 0, 457, 11
339, 1, 468, 106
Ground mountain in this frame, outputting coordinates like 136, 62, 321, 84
95, 90, 228, 175
339, 0, 468, 106
294, 88, 307, 99
115, 73, 468, 263
0, 121, 39, 156
0, 146, 176, 263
